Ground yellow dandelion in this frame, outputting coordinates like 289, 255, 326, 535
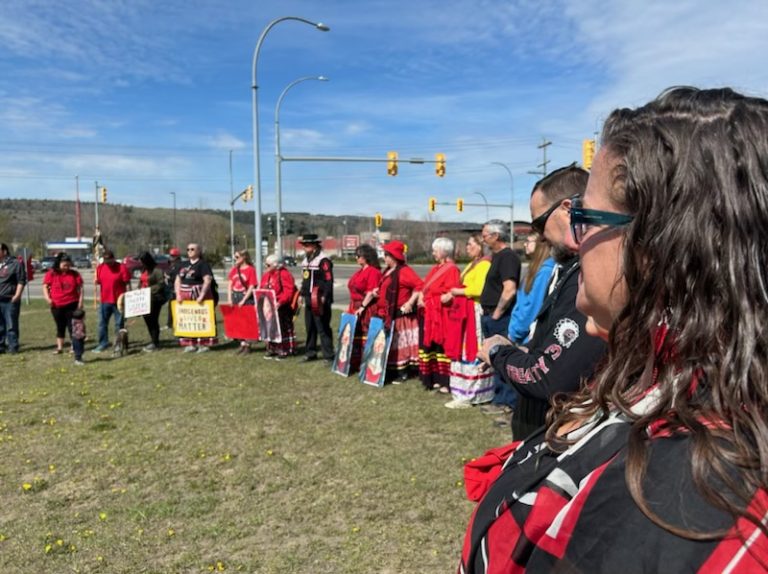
217, 561, 226, 571
48, 464, 56, 473
167, 528, 175, 537
0, 533, 6, 542
351, 526, 360, 533
44, 543, 52, 554
21, 482, 32, 491
56, 539, 64, 546
265, 449, 273, 456
456, 480, 463, 487
98, 512, 107, 521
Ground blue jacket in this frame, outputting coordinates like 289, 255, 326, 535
507, 257, 555, 344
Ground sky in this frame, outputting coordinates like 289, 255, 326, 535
1, 0, 767, 227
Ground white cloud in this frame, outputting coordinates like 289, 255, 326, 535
208, 132, 248, 151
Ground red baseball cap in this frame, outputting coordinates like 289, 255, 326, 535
169, 247, 181, 256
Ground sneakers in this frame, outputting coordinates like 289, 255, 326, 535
444, 398, 472, 410
143, 344, 157, 353
91, 346, 107, 354
183, 345, 198, 353
196, 346, 210, 354
74, 360, 85, 366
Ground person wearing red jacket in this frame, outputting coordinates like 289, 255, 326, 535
261, 254, 297, 360
43, 253, 84, 354
348, 244, 382, 372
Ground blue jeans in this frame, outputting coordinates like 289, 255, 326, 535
0, 299, 20, 352
98, 303, 124, 349
481, 312, 518, 409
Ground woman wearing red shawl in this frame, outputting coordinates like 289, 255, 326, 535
362, 240, 423, 382
260, 254, 297, 359
347, 244, 382, 371
416, 237, 460, 392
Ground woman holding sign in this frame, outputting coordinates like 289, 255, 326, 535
174, 243, 217, 353
138, 252, 166, 352
227, 250, 257, 355
260, 254, 297, 359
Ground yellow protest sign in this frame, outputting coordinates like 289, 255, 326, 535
172, 300, 217, 338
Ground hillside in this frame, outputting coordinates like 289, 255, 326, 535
0, 199, 476, 259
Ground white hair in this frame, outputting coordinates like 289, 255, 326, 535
432, 237, 454, 258
265, 254, 280, 266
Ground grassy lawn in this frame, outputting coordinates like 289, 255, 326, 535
0, 301, 507, 573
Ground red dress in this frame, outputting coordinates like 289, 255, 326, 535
418, 261, 461, 389
374, 264, 423, 376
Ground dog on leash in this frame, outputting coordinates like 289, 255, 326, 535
113, 328, 129, 357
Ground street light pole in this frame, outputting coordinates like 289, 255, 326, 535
229, 150, 235, 262
252, 16, 330, 280
169, 191, 177, 247
473, 191, 490, 220
275, 75, 328, 259
491, 162, 514, 240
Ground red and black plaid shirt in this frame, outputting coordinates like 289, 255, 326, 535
459, 394, 768, 573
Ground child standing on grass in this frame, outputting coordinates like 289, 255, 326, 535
71, 309, 86, 366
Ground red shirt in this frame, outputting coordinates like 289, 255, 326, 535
96, 262, 130, 304
44, 269, 83, 307
228, 264, 257, 293
347, 265, 383, 311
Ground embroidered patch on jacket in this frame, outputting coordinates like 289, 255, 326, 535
554, 318, 580, 349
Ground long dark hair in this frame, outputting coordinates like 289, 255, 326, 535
139, 251, 156, 271
548, 87, 768, 540
356, 244, 381, 270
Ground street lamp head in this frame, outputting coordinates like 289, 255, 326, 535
316, 22, 330, 31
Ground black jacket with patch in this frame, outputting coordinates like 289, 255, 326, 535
491, 256, 606, 439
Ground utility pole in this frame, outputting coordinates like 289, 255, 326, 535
527, 137, 552, 177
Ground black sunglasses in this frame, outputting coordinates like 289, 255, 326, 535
531, 197, 569, 234
570, 196, 634, 244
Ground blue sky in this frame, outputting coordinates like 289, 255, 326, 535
1, 0, 767, 226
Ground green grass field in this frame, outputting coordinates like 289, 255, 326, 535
0, 302, 507, 573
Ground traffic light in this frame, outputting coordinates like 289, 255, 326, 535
374, 213, 383, 228
456, 198, 464, 212
100, 187, 107, 203
582, 139, 596, 171
428, 197, 437, 212
387, 151, 398, 176
435, 153, 446, 177
243, 185, 253, 202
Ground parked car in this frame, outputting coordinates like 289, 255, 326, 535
122, 254, 171, 279
40, 256, 57, 272
73, 256, 92, 269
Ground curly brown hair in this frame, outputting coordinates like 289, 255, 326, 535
547, 87, 768, 541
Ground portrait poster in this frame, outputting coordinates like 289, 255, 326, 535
123, 287, 151, 318
255, 289, 282, 343
331, 313, 358, 377
359, 318, 393, 388
219, 304, 259, 340
172, 300, 217, 338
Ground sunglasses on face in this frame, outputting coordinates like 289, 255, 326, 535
569, 196, 634, 245
531, 197, 568, 234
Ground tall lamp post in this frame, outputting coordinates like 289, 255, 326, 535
169, 191, 177, 247
275, 75, 328, 259
251, 16, 330, 280
491, 162, 514, 240
473, 191, 490, 220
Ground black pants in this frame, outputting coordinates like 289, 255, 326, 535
143, 300, 164, 346
51, 302, 78, 338
304, 305, 334, 359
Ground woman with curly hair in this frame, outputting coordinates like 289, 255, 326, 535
461, 87, 768, 572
